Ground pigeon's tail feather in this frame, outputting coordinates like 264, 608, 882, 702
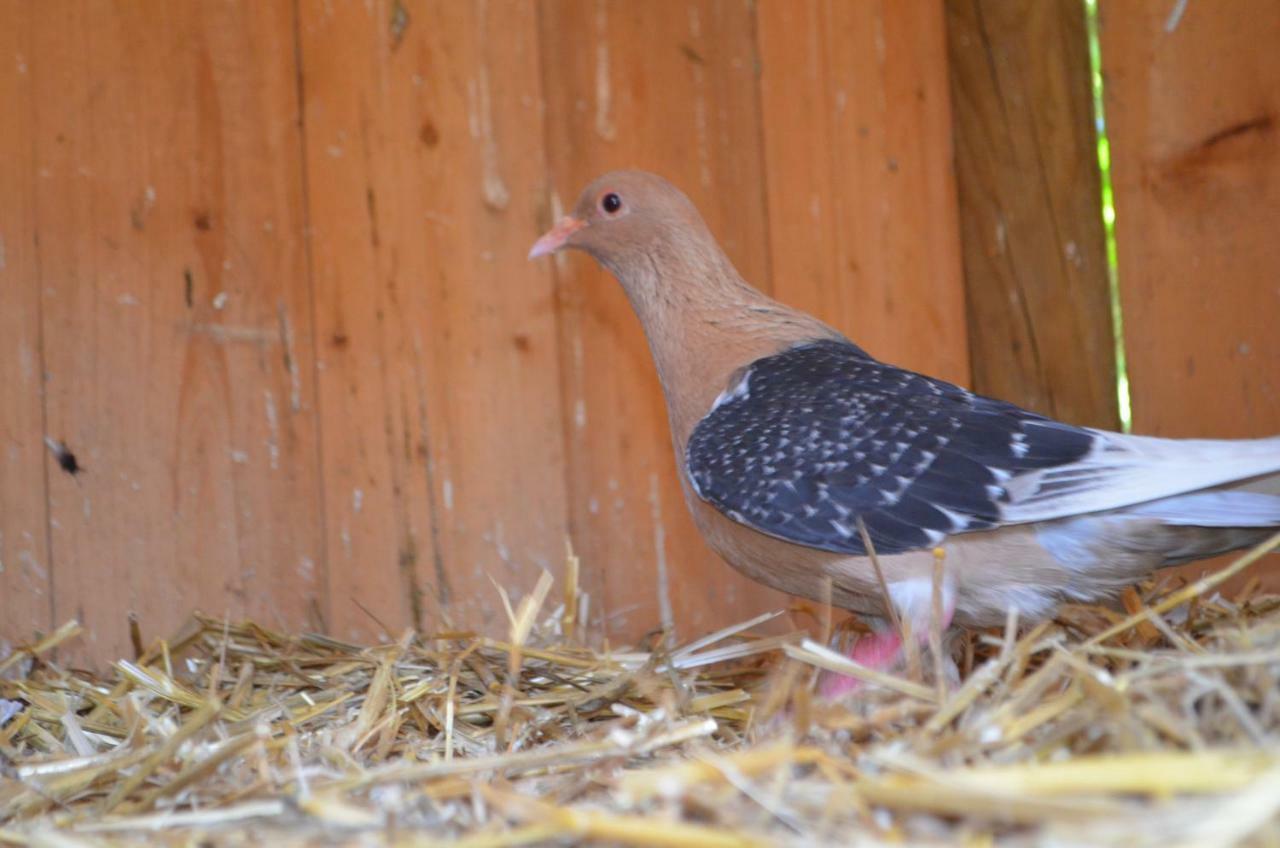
1113, 476, 1280, 568
1153, 525, 1278, 568
1004, 434, 1280, 524
1126, 489, 1280, 526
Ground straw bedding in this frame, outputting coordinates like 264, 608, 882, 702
2, 535, 1280, 847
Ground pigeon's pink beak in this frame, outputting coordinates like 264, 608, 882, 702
528, 216, 587, 260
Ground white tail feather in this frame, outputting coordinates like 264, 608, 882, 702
1126, 491, 1280, 526
1004, 433, 1280, 524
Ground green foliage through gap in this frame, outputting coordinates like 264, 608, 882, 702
1084, 0, 1133, 432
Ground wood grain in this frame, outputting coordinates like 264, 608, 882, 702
298, 0, 568, 640
756, 0, 970, 387
538, 0, 789, 641
947, 0, 1118, 429
0, 2, 54, 643
13, 0, 1272, 662
25, 1, 323, 662
1101, 0, 1280, 588
1101, 0, 1280, 439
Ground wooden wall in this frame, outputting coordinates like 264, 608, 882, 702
1, 0, 1277, 665
1100, 0, 1280, 590
948, 0, 1118, 431
1101, 0, 1280, 438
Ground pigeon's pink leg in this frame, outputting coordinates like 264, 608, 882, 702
818, 596, 956, 699
851, 629, 907, 668
817, 629, 903, 698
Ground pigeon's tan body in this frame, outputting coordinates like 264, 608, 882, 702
648, 290, 1191, 629
685, 486, 1063, 627
531, 170, 1280, 635
685, 463, 1274, 627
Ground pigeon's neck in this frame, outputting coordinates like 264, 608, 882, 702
614, 250, 840, 452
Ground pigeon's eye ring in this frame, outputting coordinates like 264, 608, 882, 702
601, 192, 623, 215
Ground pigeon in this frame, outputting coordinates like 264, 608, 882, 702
530, 170, 1280, 686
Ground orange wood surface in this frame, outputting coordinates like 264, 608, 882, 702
297, 0, 568, 641
10, 1, 1273, 664
20, 3, 325, 663
1101, 1, 1280, 439
0, 2, 53, 642
537, 0, 789, 640
757, 0, 971, 387
1101, 0, 1280, 588
947, 0, 1119, 429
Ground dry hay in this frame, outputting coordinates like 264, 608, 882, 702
3, 534, 1280, 847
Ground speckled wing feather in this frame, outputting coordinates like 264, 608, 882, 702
685, 340, 1096, 555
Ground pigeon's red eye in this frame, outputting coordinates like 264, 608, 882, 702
601, 192, 623, 214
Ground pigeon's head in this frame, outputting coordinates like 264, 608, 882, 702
528, 170, 713, 278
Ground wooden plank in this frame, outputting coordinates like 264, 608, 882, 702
538, 0, 788, 639
757, 0, 970, 387
1101, 0, 1280, 589
29, 1, 324, 664
947, 0, 1118, 429
0, 3, 54, 645
1101, 0, 1280, 439
299, 0, 568, 640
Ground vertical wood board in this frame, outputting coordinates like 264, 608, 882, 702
756, 0, 970, 387
1101, 1, 1280, 439
947, 0, 1118, 429
1101, 0, 1280, 587
298, 0, 568, 640
27, 1, 324, 662
0, 3, 54, 642
538, 0, 788, 640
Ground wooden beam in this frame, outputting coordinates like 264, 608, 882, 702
29, 2, 325, 664
947, 0, 1119, 429
1101, 0, 1280, 588
537, 0, 787, 640
298, 0, 569, 641
1101, 0, 1280, 439
758, 0, 970, 387
0, 2, 54, 643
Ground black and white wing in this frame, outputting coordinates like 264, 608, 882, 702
685, 340, 1280, 556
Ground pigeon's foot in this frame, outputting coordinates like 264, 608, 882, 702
816, 629, 904, 699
